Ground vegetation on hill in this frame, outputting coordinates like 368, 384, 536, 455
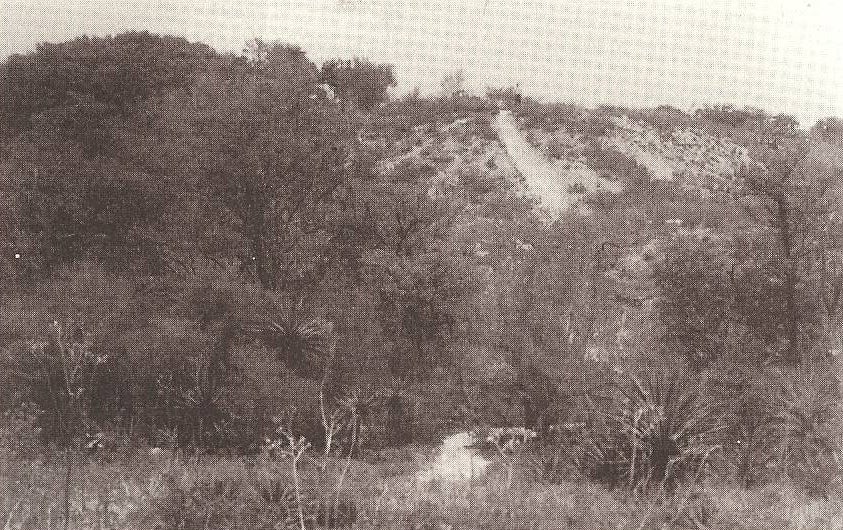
2, 31, 843, 529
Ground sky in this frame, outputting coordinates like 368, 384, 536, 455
2, 0, 842, 126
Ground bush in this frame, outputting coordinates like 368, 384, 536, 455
567, 182, 587, 195
687, 361, 841, 496
576, 364, 726, 490
705, 360, 784, 488
0, 401, 42, 459
773, 371, 841, 497
152, 474, 307, 529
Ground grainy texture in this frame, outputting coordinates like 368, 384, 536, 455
1, 2, 842, 528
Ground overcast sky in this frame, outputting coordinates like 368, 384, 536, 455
2, 0, 842, 126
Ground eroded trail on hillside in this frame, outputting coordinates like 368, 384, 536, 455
493, 110, 620, 214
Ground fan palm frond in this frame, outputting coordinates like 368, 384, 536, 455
253, 317, 335, 377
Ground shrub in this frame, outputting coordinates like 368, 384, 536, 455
0, 401, 42, 459
705, 360, 784, 488
6, 321, 107, 448
577, 364, 726, 490
705, 361, 842, 496
773, 371, 841, 497
567, 182, 587, 195
151, 458, 359, 529
153, 474, 301, 530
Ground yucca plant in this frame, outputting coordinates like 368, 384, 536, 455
580, 365, 726, 490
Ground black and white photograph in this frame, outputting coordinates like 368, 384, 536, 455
1, 1, 842, 528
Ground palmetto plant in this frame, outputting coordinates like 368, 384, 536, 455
581, 366, 726, 490
155, 369, 232, 450
248, 316, 335, 377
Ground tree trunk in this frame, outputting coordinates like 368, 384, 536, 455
777, 198, 802, 367
63, 447, 73, 530
784, 266, 801, 367
251, 227, 272, 289
386, 388, 407, 444
522, 395, 538, 430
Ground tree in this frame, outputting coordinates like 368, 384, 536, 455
727, 111, 843, 370
740, 137, 818, 368
0, 32, 218, 275
440, 69, 465, 98
4, 139, 168, 273
320, 58, 396, 111
0, 36, 374, 450
811, 117, 843, 146
0, 31, 215, 152
331, 150, 473, 442
191, 40, 358, 298
175, 42, 375, 446
653, 231, 787, 370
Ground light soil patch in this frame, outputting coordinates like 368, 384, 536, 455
607, 114, 751, 188
416, 431, 490, 483
494, 110, 620, 215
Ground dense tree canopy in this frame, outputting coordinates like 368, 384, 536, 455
320, 57, 396, 111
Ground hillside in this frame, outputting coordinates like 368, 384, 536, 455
515, 105, 753, 194
3, 32, 843, 530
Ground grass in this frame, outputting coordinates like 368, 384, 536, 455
3, 443, 843, 529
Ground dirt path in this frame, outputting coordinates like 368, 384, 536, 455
493, 110, 620, 214
416, 431, 489, 483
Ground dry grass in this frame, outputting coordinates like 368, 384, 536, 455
2, 444, 843, 530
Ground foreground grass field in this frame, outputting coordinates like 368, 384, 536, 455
2, 443, 842, 530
